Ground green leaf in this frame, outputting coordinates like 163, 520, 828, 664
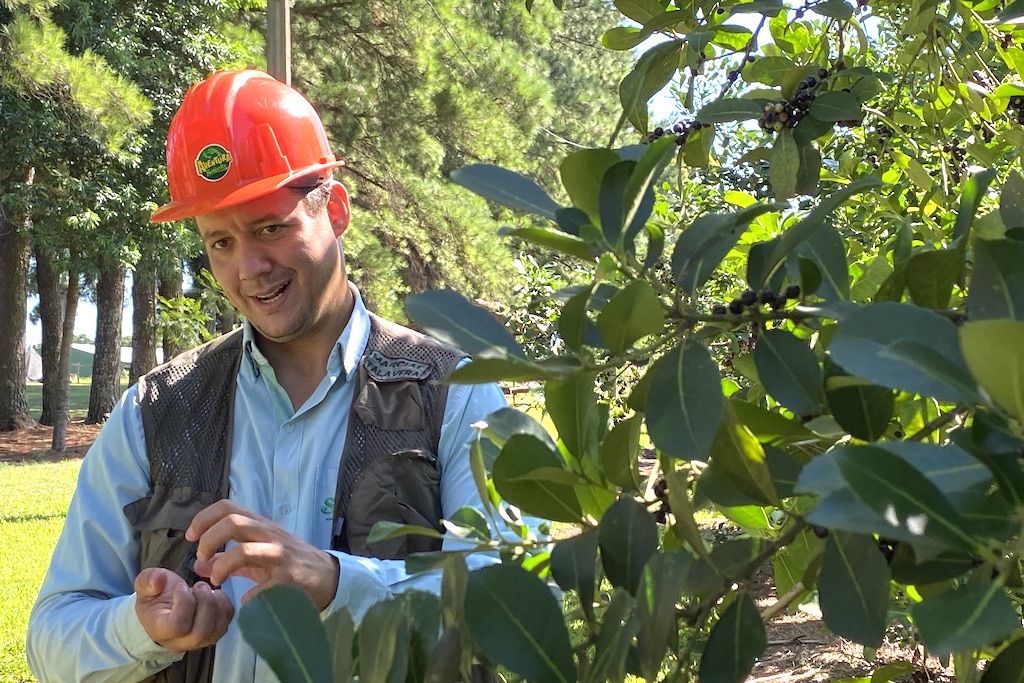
324, 608, 354, 683
828, 302, 978, 403
890, 150, 933, 192
646, 340, 725, 460
560, 149, 621, 224
795, 142, 822, 196
238, 585, 333, 683
772, 527, 820, 600
708, 403, 780, 506
762, 178, 882, 283
871, 661, 916, 683
745, 56, 797, 85
358, 601, 409, 683
465, 565, 576, 683
696, 98, 765, 123
600, 415, 643, 490
407, 289, 526, 360
819, 532, 890, 648
954, 168, 998, 244
981, 638, 1024, 683
814, 0, 855, 18
447, 356, 577, 384
636, 553, 690, 681
602, 26, 645, 50
450, 164, 561, 220
809, 90, 862, 122
729, 0, 785, 15
367, 521, 447, 544
502, 227, 595, 262
672, 203, 782, 295
599, 160, 634, 244
906, 247, 962, 309
731, 398, 816, 447
545, 372, 601, 461
550, 530, 599, 620
445, 506, 491, 542
1000, 170, 1024, 230
754, 328, 825, 415
698, 593, 767, 683
493, 434, 584, 522
587, 590, 638, 683
836, 446, 979, 552
825, 372, 894, 442
968, 239, 1024, 320
596, 281, 665, 355
796, 221, 847, 300
614, 0, 665, 23
620, 41, 683, 134
769, 128, 800, 199
622, 136, 678, 245
961, 320, 1024, 422
913, 583, 1020, 655
599, 498, 659, 594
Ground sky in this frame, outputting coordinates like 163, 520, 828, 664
24, 283, 134, 347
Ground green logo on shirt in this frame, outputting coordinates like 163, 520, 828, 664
321, 496, 334, 515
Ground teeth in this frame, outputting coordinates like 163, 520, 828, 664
256, 283, 287, 302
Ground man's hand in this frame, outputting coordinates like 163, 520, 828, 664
134, 568, 234, 653
186, 500, 340, 611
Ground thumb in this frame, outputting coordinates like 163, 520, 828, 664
135, 567, 170, 600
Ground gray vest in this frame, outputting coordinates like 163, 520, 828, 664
122, 312, 465, 683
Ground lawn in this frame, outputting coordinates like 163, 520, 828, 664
0, 459, 81, 683
24, 382, 100, 422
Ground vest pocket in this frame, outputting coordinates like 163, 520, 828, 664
123, 486, 219, 583
344, 449, 443, 560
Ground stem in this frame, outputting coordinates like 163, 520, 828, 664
906, 404, 969, 441
680, 517, 808, 626
760, 581, 806, 622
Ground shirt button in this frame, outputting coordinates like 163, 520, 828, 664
285, 422, 295, 433
279, 504, 292, 515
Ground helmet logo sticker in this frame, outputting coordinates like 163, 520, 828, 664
195, 144, 232, 182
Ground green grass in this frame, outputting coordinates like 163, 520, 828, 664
24, 382, 129, 421
0, 459, 81, 683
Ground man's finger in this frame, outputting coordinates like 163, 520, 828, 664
186, 582, 234, 646
204, 542, 279, 587
185, 499, 252, 542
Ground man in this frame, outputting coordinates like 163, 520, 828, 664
27, 70, 507, 682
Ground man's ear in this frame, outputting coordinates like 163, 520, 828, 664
327, 182, 351, 237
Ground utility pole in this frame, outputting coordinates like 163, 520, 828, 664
266, 0, 291, 85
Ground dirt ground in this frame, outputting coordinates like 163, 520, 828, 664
1, 423, 958, 682
0, 419, 102, 463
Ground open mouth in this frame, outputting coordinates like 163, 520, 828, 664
254, 281, 289, 304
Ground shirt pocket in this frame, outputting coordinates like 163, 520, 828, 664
343, 449, 443, 560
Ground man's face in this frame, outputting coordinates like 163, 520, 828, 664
195, 182, 351, 347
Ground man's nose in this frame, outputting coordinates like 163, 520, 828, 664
237, 243, 273, 281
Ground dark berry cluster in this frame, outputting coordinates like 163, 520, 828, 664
856, 0, 868, 11
1008, 96, 1024, 125
649, 119, 711, 146
711, 285, 801, 315
758, 70, 828, 133
944, 140, 968, 183
1001, 32, 1014, 49
971, 70, 996, 91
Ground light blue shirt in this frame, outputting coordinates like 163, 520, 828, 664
27, 287, 507, 683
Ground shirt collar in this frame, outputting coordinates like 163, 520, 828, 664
239, 281, 371, 384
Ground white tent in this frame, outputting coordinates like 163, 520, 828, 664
25, 346, 42, 382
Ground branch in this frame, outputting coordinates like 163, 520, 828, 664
907, 405, 970, 442
680, 517, 807, 626
760, 581, 806, 622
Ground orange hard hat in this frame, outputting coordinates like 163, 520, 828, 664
151, 70, 345, 223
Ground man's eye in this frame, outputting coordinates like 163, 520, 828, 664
261, 225, 282, 236
210, 238, 230, 250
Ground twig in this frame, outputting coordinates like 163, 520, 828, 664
760, 581, 807, 622
906, 405, 969, 441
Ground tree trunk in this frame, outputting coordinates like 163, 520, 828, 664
159, 263, 185, 360
51, 268, 80, 452
130, 265, 158, 380
34, 243, 64, 426
86, 263, 125, 424
0, 170, 36, 432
